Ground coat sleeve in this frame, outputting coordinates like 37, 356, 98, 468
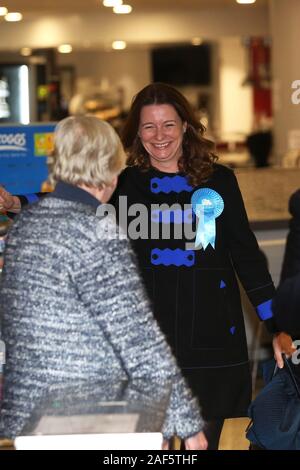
280, 189, 300, 283
7, 193, 45, 218
222, 167, 277, 331
72, 219, 204, 439
273, 273, 300, 335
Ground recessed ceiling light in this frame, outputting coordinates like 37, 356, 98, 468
113, 4, 132, 14
5, 12, 23, 22
0, 7, 8, 16
112, 40, 127, 50
191, 37, 203, 46
236, 0, 256, 4
57, 44, 73, 54
20, 47, 32, 57
103, 0, 123, 7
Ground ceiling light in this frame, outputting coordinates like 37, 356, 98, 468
191, 37, 203, 46
112, 40, 127, 50
5, 12, 23, 22
113, 4, 132, 14
57, 44, 73, 54
20, 47, 32, 57
236, 0, 256, 4
103, 0, 123, 7
0, 7, 8, 16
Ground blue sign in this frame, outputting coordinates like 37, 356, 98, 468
0, 123, 56, 195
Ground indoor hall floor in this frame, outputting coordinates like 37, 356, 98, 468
219, 418, 250, 450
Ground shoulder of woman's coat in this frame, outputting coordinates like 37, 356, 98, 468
289, 189, 300, 218
210, 163, 236, 183
118, 166, 139, 183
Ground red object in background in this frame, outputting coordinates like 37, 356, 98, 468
248, 37, 272, 119
253, 87, 272, 119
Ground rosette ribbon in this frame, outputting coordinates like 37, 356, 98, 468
191, 188, 224, 249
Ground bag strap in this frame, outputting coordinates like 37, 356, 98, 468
283, 355, 300, 399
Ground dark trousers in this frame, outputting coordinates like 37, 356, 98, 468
203, 418, 224, 450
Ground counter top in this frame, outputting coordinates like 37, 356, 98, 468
235, 167, 300, 224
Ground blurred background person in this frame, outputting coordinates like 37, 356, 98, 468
280, 189, 300, 284
273, 188, 300, 337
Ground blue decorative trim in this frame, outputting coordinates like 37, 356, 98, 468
150, 176, 193, 194
151, 208, 194, 224
230, 326, 236, 335
256, 299, 273, 321
24, 194, 39, 204
151, 248, 195, 267
220, 280, 226, 289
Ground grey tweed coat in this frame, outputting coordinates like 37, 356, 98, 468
0, 184, 203, 440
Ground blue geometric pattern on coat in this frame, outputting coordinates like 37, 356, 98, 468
220, 280, 226, 289
256, 299, 273, 320
150, 176, 193, 194
151, 248, 195, 267
230, 326, 236, 335
151, 208, 195, 224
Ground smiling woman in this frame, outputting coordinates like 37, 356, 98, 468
111, 81, 294, 449
123, 82, 216, 187
138, 104, 187, 173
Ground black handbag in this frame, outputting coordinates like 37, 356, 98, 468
246, 356, 300, 450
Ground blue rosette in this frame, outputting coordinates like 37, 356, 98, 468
191, 188, 224, 249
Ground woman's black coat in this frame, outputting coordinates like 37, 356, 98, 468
113, 163, 276, 419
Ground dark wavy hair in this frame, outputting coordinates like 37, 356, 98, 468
121, 82, 217, 186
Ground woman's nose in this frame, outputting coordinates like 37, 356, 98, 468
155, 127, 164, 140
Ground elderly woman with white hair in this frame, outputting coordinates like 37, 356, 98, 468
0, 116, 207, 449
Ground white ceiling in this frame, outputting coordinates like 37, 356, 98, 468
0, 0, 269, 51
2, 0, 267, 15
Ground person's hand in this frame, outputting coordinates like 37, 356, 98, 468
184, 431, 208, 450
162, 439, 169, 450
272, 332, 296, 369
0, 187, 21, 213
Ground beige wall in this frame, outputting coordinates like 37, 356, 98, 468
58, 49, 151, 111
270, 0, 300, 164
219, 37, 253, 140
